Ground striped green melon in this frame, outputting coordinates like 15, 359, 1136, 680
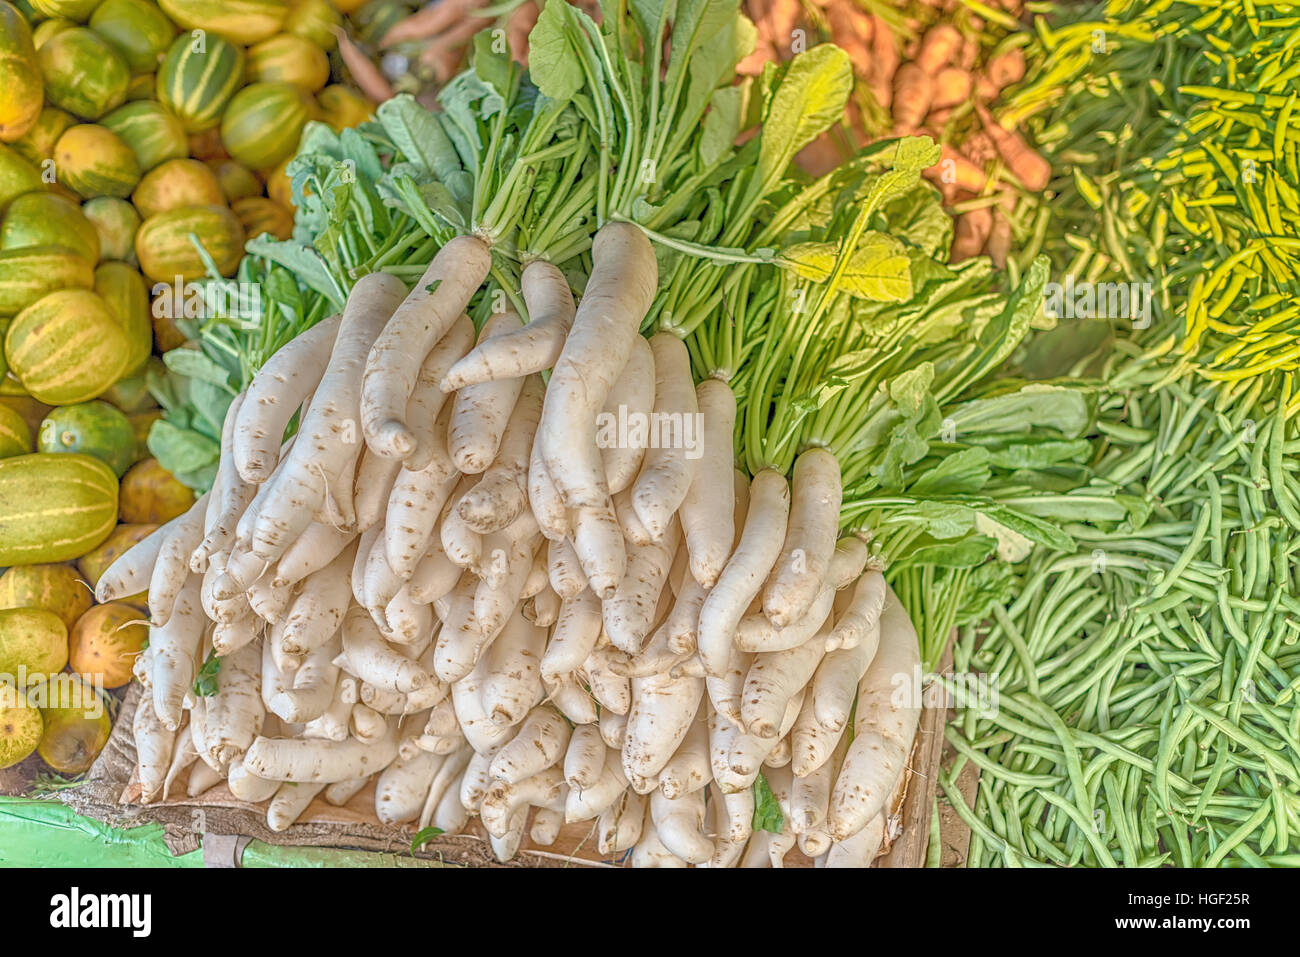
93, 260, 152, 374
0, 191, 99, 262
5, 290, 130, 404
131, 157, 222, 218
210, 159, 260, 202
283, 0, 339, 51
52, 123, 141, 198
32, 19, 77, 48
30, 0, 103, 20
0, 1, 42, 144
134, 204, 244, 282
247, 33, 329, 91
220, 81, 311, 171
10, 107, 74, 165
0, 245, 94, 316
88, 0, 176, 73
157, 0, 287, 44
0, 452, 119, 564
37, 27, 130, 120
316, 84, 373, 133
156, 32, 244, 133
38, 400, 136, 476
101, 101, 188, 172
81, 196, 140, 261
0, 142, 41, 212
231, 196, 291, 240
0, 403, 31, 457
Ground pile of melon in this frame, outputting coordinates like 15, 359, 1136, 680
0, 0, 372, 775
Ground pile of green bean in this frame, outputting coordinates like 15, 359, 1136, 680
942, 340, 1300, 867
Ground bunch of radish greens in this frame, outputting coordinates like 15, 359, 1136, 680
126, 0, 1105, 865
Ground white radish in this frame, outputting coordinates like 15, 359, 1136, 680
245, 724, 399, 783
678, 379, 736, 587
441, 259, 575, 390
228, 756, 281, 804
650, 788, 712, 864
250, 273, 405, 561
479, 610, 545, 728
150, 576, 203, 730
762, 447, 843, 628
361, 235, 492, 458
281, 544, 355, 656
742, 631, 829, 739
602, 520, 678, 654
630, 333, 699, 539
597, 335, 654, 495
570, 500, 626, 599
657, 712, 711, 799
564, 723, 606, 790
186, 761, 224, 798
342, 605, 431, 694
527, 437, 569, 541
133, 693, 174, 804
827, 568, 887, 651
193, 394, 254, 569
202, 639, 263, 768
564, 748, 628, 822
735, 537, 868, 653
456, 377, 543, 534
622, 670, 704, 783
489, 706, 570, 784
827, 588, 921, 841
824, 814, 886, 867
597, 789, 645, 855
408, 537, 461, 604
375, 749, 441, 824
267, 781, 326, 831
235, 315, 340, 484
148, 493, 209, 626
270, 635, 341, 723
696, 468, 790, 677
480, 765, 565, 838
539, 221, 657, 508
813, 619, 881, 733
272, 522, 356, 588
403, 313, 475, 471
547, 674, 597, 725
447, 310, 526, 474
546, 537, 585, 600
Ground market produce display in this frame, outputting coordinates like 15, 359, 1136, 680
83, 0, 1108, 867
0, 0, 373, 778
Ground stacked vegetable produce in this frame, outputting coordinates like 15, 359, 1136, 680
90, 0, 1094, 866
937, 0, 1300, 866
0, 0, 374, 776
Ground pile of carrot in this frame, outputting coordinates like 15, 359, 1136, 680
737, 0, 1048, 268
99, 215, 923, 866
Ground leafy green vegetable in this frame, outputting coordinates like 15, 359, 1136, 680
193, 650, 221, 698
752, 774, 784, 834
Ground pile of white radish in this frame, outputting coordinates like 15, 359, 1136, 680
102, 222, 924, 867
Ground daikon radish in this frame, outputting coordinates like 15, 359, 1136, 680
677, 381, 736, 587
251, 274, 406, 561
827, 588, 921, 841
631, 812, 688, 867
404, 313, 475, 471
417, 746, 470, 829
629, 334, 699, 539
479, 610, 546, 728
762, 448, 843, 628
447, 310, 527, 474
203, 639, 263, 767
273, 522, 356, 588
375, 749, 441, 824
267, 781, 326, 831
489, 706, 570, 784
597, 789, 645, 855
571, 500, 626, 599
408, 537, 461, 604
193, 394, 253, 569
826, 569, 887, 651
480, 765, 565, 838
548, 673, 598, 725
442, 259, 576, 389
650, 788, 712, 864
528, 437, 569, 541
697, 468, 789, 676
539, 222, 658, 508
150, 576, 203, 730
602, 520, 678, 653
361, 235, 492, 458
342, 605, 431, 693
235, 315, 340, 483
564, 748, 628, 821
133, 693, 174, 804
148, 493, 209, 626
742, 631, 828, 738
622, 669, 704, 783
598, 336, 654, 495
736, 538, 867, 652
186, 761, 224, 798
228, 756, 281, 803
813, 625, 880, 733
270, 635, 341, 723
823, 814, 885, 867
384, 427, 459, 579
457, 375, 543, 533
281, 544, 355, 656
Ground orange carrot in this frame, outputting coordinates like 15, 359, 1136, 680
917, 24, 961, 75
975, 103, 1050, 191
869, 14, 899, 110
381, 0, 477, 47
931, 65, 972, 110
985, 209, 1012, 267
951, 208, 993, 262
335, 29, 394, 103
985, 49, 1026, 91
892, 63, 934, 133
